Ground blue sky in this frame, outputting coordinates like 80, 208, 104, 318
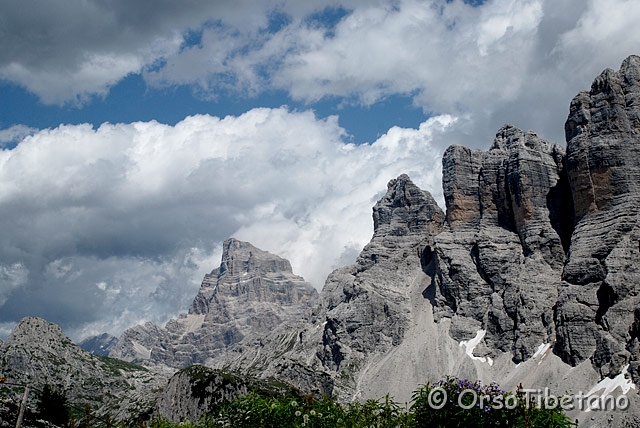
0, 3, 430, 146
1, 0, 639, 340
0, 73, 428, 147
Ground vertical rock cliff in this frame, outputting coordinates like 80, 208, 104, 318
432, 55, 640, 389
433, 125, 570, 362
556, 55, 640, 379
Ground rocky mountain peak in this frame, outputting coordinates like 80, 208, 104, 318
490, 124, 556, 154
110, 238, 317, 369
566, 55, 640, 144
372, 173, 444, 236
2, 317, 75, 359
351, 174, 444, 275
219, 237, 293, 277
190, 238, 316, 315
6, 316, 65, 341
314, 174, 445, 379
79, 332, 119, 356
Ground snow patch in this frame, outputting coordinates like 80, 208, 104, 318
459, 330, 493, 366
532, 343, 550, 359
532, 343, 551, 364
584, 364, 636, 412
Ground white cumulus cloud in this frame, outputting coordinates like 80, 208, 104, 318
0, 109, 451, 339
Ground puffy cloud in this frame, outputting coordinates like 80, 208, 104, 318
0, 263, 28, 306
3, 0, 639, 142
554, 0, 640, 77
145, 0, 640, 144
0, 0, 302, 104
0, 0, 186, 104
0, 109, 451, 339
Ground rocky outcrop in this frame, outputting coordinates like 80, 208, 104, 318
154, 365, 300, 423
433, 125, 569, 362
556, 55, 640, 379
110, 238, 318, 369
149, 57, 640, 424
6, 56, 640, 428
0, 317, 166, 421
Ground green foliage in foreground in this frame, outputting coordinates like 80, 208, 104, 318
17, 376, 576, 427
145, 376, 577, 428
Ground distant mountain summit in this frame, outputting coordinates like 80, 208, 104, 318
79, 332, 118, 356
109, 238, 318, 368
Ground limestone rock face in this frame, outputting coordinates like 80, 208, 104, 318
316, 174, 445, 374
209, 164, 640, 425
110, 238, 318, 369
0, 317, 165, 421
433, 125, 569, 362
556, 55, 640, 378
433, 55, 640, 388
5, 56, 640, 428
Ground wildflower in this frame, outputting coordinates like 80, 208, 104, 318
295, 411, 302, 417
271, 403, 277, 409
291, 400, 298, 407
309, 410, 316, 416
